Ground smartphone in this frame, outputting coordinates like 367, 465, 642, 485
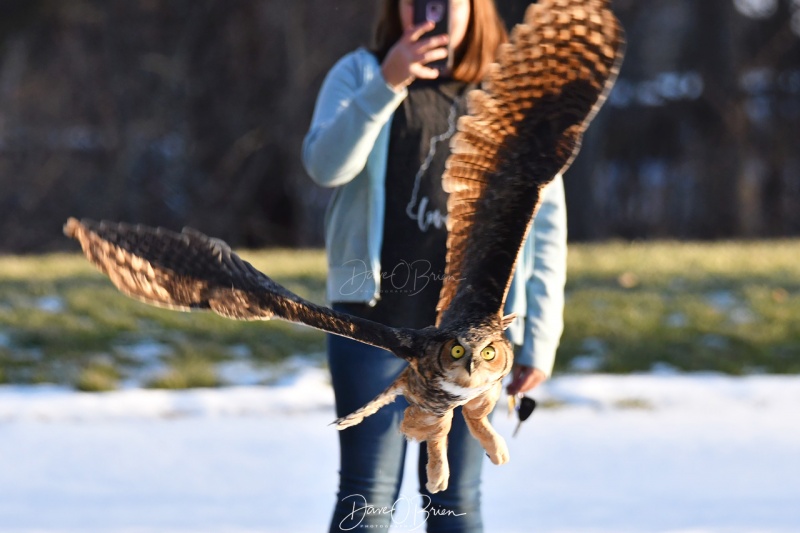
413, 0, 451, 72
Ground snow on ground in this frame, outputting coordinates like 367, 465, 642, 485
0, 371, 798, 533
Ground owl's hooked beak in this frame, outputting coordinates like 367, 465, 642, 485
465, 354, 476, 376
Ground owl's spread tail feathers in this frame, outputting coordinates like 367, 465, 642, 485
333, 374, 407, 430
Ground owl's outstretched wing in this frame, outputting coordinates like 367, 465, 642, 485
436, 0, 624, 328
64, 218, 424, 361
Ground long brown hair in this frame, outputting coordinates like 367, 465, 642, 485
371, 0, 508, 84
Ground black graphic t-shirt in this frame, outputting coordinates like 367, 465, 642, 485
366, 78, 471, 329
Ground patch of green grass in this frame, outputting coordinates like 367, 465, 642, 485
76, 360, 120, 392
145, 355, 219, 390
0, 249, 327, 389
0, 241, 799, 390
559, 240, 800, 375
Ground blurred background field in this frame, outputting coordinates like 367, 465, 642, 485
0, 0, 798, 251
2, 240, 798, 391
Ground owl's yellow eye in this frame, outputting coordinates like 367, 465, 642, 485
481, 346, 496, 361
450, 344, 466, 359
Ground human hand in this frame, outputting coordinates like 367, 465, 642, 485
506, 365, 547, 396
381, 21, 449, 91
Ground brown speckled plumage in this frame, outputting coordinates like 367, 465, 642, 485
437, 0, 624, 332
65, 0, 624, 494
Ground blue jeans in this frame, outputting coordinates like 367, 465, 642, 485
327, 333, 487, 533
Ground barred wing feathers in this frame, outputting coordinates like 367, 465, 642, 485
436, 0, 625, 328
64, 218, 423, 360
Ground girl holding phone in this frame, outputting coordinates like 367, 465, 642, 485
303, 1, 567, 530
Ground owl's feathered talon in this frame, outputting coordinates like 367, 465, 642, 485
426, 473, 449, 495
400, 406, 454, 494
486, 438, 510, 466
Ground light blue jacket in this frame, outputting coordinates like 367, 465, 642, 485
302, 48, 566, 376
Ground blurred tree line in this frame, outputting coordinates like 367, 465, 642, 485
0, 0, 797, 252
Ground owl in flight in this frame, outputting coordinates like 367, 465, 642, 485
65, 0, 624, 493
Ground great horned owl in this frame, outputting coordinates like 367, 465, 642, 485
65, 0, 624, 493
